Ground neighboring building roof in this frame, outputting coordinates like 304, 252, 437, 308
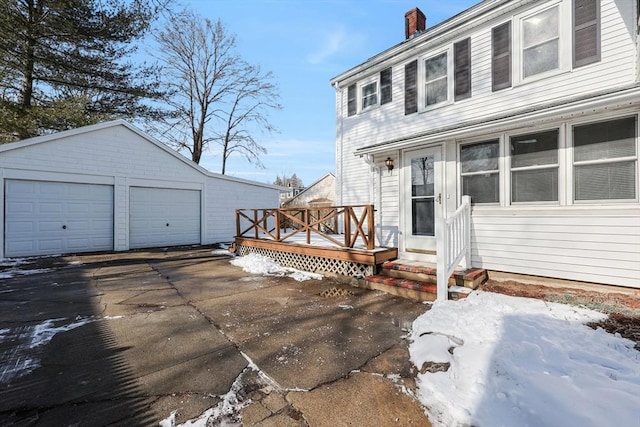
282, 172, 335, 207
0, 119, 282, 190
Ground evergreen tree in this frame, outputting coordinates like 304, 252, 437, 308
0, 0, 168, 142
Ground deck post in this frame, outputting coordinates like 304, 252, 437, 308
344, 207, 351, 247
275, 210, 281, 241
235, 209, 240, 238
254, 210, 259, 239
304, 209, 311, 244
367, 204, 375, 250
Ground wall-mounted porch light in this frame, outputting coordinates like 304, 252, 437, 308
385, 157, 394, 173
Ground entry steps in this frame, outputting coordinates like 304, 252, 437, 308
362, 260, 487, 302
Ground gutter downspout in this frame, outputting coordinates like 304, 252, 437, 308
362, 154, 381, 246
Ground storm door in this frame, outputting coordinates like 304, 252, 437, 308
403, 146, 443, 253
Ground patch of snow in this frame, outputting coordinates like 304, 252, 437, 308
409, 291, 640, 427
211, 249, 233, 256
159, 366, 257, 427
0, 317, 93, 384
338, 304, 354, 310
0, 268, 54, 279
230, 253, 323, 282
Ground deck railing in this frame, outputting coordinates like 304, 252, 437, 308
436, 195, 471, 301
235, 205, 376, 250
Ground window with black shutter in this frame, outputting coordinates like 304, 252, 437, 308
492, 22, 511, 91
454, 38, 471, 101
380, 68, 392, 105
404, 60, 418, 115
347, 83, 356, 117
573, 0, 600, 67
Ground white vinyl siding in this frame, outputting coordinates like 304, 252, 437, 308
337, 0, 634, 147
470, 208, 640, 287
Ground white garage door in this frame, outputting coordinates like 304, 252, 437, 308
129, 187, 201, 249
4, 180, 114, 257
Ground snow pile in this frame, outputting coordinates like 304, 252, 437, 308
230, 253, 322, 282
409, 292, 640, 427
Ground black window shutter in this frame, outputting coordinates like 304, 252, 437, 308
347, 83, 357, 117
492, 22, 511, 91
404, 60, 418, 115
380, 68, 392, 105
573, 0, 600, 67
454, 38, 471, 101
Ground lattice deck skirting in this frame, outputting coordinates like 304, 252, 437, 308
236, 244, 375, 277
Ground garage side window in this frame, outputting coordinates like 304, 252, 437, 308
573, 116, 637, 201
461, 140, 500, 204
510, 130, 559, 203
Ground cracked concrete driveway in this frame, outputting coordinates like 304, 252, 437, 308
0, 246, 432, 426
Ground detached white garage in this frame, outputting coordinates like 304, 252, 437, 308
0, 120, 281, 259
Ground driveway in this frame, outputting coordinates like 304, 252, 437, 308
0, 246, 432, 426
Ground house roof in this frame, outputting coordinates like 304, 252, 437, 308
0, 119, 282, 190
330, 0, 539, 87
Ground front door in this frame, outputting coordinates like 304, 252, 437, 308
403, 146, 443, 254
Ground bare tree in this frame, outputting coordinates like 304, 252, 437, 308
152, 10, 281, 170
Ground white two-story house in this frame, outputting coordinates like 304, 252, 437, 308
331, 0, 640, 289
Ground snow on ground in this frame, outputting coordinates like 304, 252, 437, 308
230, 253, 322, 282
0, 268, 53, 279
0, 317, 93, 384
409, 292, 640, 427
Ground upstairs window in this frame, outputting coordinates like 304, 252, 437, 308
492, 22, 512, 91
573, 117, 637, 201
361, 81, 378, 110
510, 130, 559, 203
454, 38, 471, 101
424, 52, 448, 107
522, 6, 560, 78
573, 0, 600, 67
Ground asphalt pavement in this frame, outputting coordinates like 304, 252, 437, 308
0, 246, 431, 426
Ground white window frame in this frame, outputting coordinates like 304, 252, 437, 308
513, 0, 571, 86
568, 114, 639, 204
459, 139, 502, 206
507, 126, 564, 205
359, 78, 378, 112
419, 48, 453, 111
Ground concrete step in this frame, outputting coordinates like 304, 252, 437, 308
362, 274, 471, 302
381, 261, 487, 289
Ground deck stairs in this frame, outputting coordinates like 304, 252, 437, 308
362, 260, 488, 302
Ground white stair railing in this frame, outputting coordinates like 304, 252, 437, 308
436, 195, 471, 301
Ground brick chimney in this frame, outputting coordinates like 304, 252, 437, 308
405, 7, 426, 39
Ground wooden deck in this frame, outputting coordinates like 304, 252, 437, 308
234, 237, 398, 266
233, 205, 397, 276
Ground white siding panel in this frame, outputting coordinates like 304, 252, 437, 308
338, 0, 636, 150
205, 178, 281, 243
470, 208, 640, 287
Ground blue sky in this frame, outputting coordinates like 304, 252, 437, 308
181, 0, 479, 186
